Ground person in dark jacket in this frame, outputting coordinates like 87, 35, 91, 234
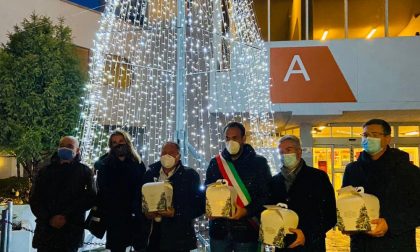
267, 135, 336, 251
342, 119, 420, 252
142, 141, 205, 252
95, 130, 147, 252
29, 136, 95, 252
205, 122, 272, 252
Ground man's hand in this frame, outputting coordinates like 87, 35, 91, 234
229, 206, 247, 220
366, 218, 388, 237
158, 207, 175, 218
144, 212, 159, 220
288, 228, 305, 248
49, 215, 66, 229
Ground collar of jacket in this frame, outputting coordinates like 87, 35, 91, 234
221, 143, 256, 161
358, 146, 409, 165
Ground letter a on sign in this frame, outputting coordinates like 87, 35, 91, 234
284, 55, 310, 82
270, 46, 356, 103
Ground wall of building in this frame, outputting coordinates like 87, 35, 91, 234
0, 0, 100, 48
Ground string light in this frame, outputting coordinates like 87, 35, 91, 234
76, 0, 278, 247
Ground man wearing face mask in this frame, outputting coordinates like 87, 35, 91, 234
342, 119, 420, 252
29, 136, 95, 252
142, 141, 205, 252
205, 122, 272, 252
95, 130, 147, 252
267, 135, 336, 251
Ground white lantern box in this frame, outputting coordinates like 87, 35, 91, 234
142, 181, 173, 213
336, 186, 380, 231
260, 203, 299, 249
206, 179, 237, 218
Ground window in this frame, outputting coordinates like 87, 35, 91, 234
398, 126, 420, 137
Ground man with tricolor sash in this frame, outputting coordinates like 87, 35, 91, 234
205, 122, 272, 251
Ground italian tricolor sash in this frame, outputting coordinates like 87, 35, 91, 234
215, 153, 264, 252
215, 154, 251, 208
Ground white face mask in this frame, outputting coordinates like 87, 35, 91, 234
160, 154, 176, 169
361, 137, 383, 155
226, 140, 241, 155
280, 153, 299, 169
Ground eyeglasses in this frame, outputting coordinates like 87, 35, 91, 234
360, 132, 386, 138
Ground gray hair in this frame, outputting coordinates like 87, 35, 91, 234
59, 136, 79, 148
279, 135, 301, 149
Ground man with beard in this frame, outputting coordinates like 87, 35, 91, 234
205, 122, 272, 251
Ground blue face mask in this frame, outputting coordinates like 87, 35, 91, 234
361, 137, 382, 155
57, 147, 76, 161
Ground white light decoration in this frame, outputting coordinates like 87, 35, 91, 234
77, 0, 277, 247
78, 0, 276, 165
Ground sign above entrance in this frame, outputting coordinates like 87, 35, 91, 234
270, 46, 356, 103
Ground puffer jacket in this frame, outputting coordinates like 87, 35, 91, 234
29, 154, 95, 250
343, 147, 420, 252
205, 144, 272, 242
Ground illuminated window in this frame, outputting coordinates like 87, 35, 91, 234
312, 126, 331, 138
398, 126, 420, 137
282, 128, 301, 138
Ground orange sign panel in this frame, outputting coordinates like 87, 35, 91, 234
270, 46, 356, 103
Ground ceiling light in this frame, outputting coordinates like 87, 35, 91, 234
366, 28, 377, 39
404, 131, 419, 136
321, 30, 328, 41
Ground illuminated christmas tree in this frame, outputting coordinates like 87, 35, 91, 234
77, 0, 276, 246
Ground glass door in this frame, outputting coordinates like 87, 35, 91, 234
313, 145, 361, 194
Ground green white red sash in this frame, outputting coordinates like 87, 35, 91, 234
215, 154, 251, 208
215, 153, 264, 252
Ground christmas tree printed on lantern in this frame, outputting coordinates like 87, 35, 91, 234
206, 198, 212, 216
221, 197, 232, 217
273, 227, 285, 248
336, 208, 345, 231
356, 205, 371, 231
157, 192, 167, 211
142, 194, 149, 212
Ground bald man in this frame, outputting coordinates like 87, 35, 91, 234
29, 136, 95, 252
142, 142, 205, 252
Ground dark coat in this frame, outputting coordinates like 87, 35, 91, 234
143, 161, 205, 251
29, 155, 95, 250
205, 144, 272, 242
343, 147, 420, 252
95, 154, 146, 250
268, 160, 337, 251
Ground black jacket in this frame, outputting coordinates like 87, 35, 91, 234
268, 160, 337, 251
95, 154, 146, 250
29, 155, 95, 249
343, 147, 420, 252
205, 144, 272, 242
143, 161, 205, 251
